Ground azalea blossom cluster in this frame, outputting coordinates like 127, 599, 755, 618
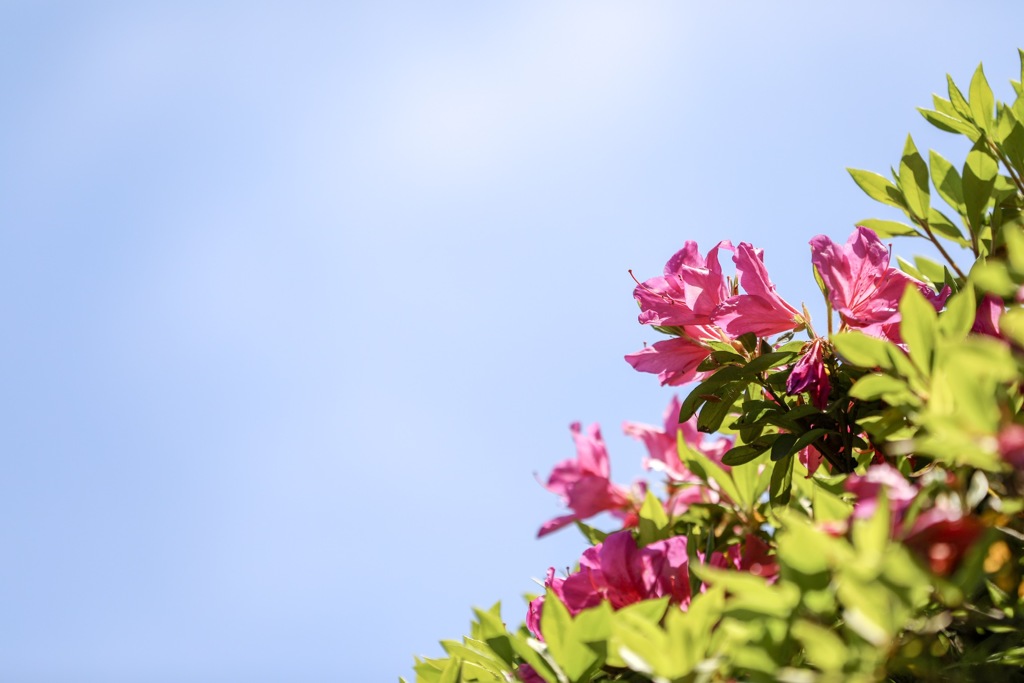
527, 226, 995, 648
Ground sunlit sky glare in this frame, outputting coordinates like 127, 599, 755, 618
1, 3, 1022, 680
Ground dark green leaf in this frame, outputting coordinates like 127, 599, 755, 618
721, 441, 771, 467
769, 454, 794, 507
770, 433, 799, 462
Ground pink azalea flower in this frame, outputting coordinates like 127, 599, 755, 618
627, 240, 803, 385
526, 532, 691, 639
623, 395, 731, 481
713, 242, 804, 337
623, 330, 717, 386
786, 338, 830, 409
810, 227, 949, 341
537, 423, 633, 538
632, 240, 733, 327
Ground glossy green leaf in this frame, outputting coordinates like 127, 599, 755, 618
898, 135, 930, 219
929, 149, 965, 212
963, 139, 998, 234
849, 373, 919, 406
637, 490, 670, 545
833, 331, 895, 369
919, 107, 978, 137
848, 168, 906, 209
900, 286, 939, 374
947, 74, 972, 120
969, 63, 996, 132
855, 218, 918, 238
769, 453, 793, 507
937, 283, 976, 340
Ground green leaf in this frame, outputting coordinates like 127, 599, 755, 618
637, 490, 670, 545
769, 453, 794, 507
937, 283, 976, 340
832, 331, 895, 369
918, 107, 979, 138
791, 620, 849, 672
438, 657, 462, 683
969, 63, 996, 132
721, 442, 771, 467
947, 74, 973, 120
848, 168, 906, 209
926, 207, 969, 246
898, 135, 930, 219
855, 218, 918, 238
899, 286, 939, 374
696, 381, 746, 434
963, 139, 998, 235
770, 433, 798, 462
1002, 120, 1024, 178
573, 521, 608, 546
849, 374, 919, 406
929, 149, 965, 212
744, 350, 798, 374
681, 432, 743, 506
851, 489, 890, 577
678, 365, 750, 421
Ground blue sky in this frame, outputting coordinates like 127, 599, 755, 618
1, 3, 1021, 681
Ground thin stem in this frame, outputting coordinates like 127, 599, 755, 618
988, 140, 1024, 197
912, 216, 969, 277
760, 379, 855, 474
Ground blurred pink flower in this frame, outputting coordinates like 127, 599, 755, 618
537, 423, 633, 538
845, 462, 919, 524
903, 503, 984, 576
623, 396, 731, 482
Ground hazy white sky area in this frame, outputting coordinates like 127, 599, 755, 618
1, 3, 1021, 680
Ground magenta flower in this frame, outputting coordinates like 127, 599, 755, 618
972, 294, 1004, 338
810, 227, 948, 340
632, 240, 732, 327
623, 329, 718, 386
526, 531, 691, 639
537, 422, 633, 538
713, 242, 804, 337
623, 395, 731, 481
628, 240, 804, 386
786, 338, 830, 409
